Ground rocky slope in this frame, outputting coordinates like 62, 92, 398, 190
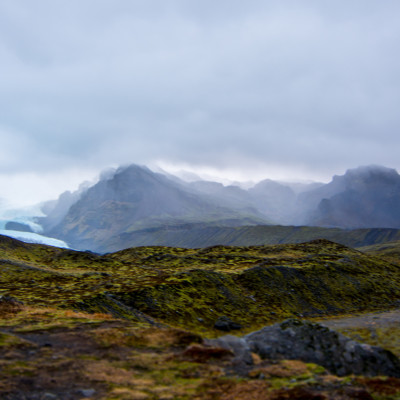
302, 165, 400, 228
99, 223, 400, 253
47, 165, 268, 252
2, 236, 400, 398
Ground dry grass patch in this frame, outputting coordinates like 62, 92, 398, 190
83, 359, 146, 385
93, 326, 202, 349
105, 387, 150, 400
249, 360, 320, 379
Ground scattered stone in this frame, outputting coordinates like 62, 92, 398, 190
214, 316, 242, 331
77, 388, 96, 397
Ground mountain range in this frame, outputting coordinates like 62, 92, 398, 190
44, 165, 268, 251
31, 164, 400, 252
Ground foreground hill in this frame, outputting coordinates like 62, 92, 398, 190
3, 302, 400, 399
1, 235, 400, 332
2, 235, 400, 398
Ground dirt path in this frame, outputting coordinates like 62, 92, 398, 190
319, 307, 400, 330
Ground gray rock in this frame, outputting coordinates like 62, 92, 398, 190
244, 318, 400, 377
214, 316, 242, 331
205, 334, 253, 376
205, 334, 253, 366
5, 221, 34, 232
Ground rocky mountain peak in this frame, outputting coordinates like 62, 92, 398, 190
333, 165, 400, 188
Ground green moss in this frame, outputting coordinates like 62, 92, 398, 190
0, 332, 34, 348
1, 237, 400, 334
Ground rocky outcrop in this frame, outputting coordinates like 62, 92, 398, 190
208, 319, 400, 377
303, 165, 400, 228
5, 221, 33, 232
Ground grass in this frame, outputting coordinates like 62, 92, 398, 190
1, 235, 400, 398
1, 236, 400, 335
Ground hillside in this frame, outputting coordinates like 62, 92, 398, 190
2, 235, 400, 398
358, 240, 400, 265
101, 223, 400, 253
1, 235, 400, 332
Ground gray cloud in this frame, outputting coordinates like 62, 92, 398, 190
0, 0, 400, 201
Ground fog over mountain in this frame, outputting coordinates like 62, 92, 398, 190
20, 163, 396, 252
306, 166, 400, 228
1, 1, 400, 204
46, 164, 269, 251
0, 163, 399, 251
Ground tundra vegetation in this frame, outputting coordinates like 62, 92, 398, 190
1, 235, 400, 399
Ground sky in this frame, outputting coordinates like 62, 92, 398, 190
1, 0, 400, 205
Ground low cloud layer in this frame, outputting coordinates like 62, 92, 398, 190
1, 1, 400, 202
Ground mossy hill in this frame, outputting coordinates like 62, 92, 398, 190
1, 234, 400, 335
358, 240, 400, 265
3, 235, 400, 399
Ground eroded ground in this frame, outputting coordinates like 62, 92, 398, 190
1, 301, 400, 399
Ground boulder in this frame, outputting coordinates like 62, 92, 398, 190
209, 319, 400, 377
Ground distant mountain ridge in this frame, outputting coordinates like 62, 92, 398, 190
47, 164, 269, 251
41, 163, 400, 252
306, 165, 400, 228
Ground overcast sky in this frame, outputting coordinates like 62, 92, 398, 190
1, 0, 400, 204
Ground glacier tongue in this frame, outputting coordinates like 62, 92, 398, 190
0, 202, 69, 248
0, 230, 69, 249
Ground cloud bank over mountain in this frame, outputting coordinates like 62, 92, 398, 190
1, 1, 400, 202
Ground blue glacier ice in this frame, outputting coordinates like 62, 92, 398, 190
0, 201, 70, 249
0, 230, 69, 248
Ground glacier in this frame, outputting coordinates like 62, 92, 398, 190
0, 230, 69, 248
0, 201, 69, 249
